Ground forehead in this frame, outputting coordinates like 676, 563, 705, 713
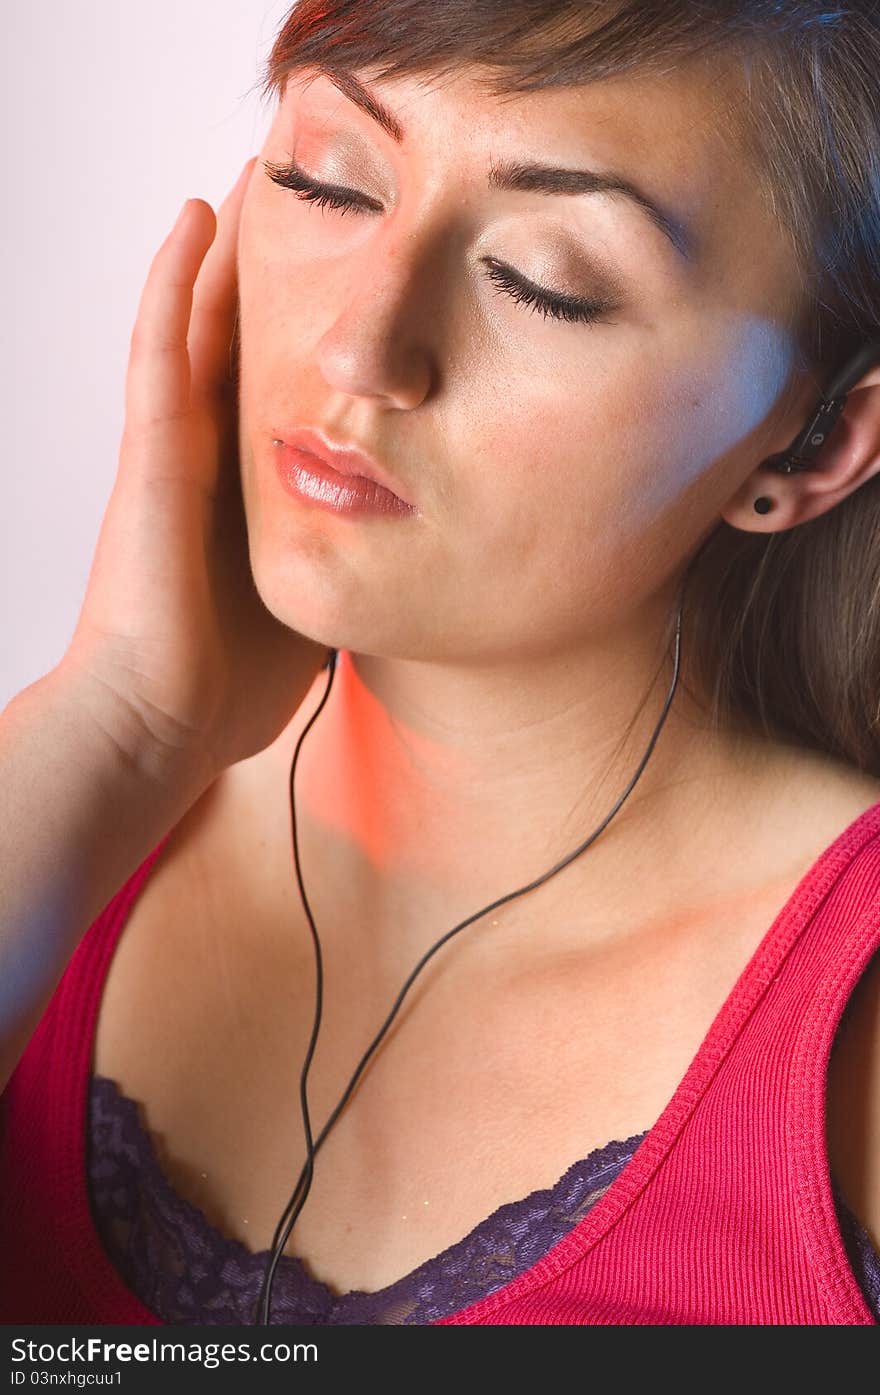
288, 56, 740, 185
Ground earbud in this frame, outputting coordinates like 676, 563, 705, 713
753, 496, 774, 514
761, 337, 880, 476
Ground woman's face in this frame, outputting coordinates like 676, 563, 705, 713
236, 59, 807, 663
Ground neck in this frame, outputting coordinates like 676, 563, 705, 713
242, 594, 768, 956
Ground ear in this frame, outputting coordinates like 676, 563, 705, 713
721, 362, 880, 533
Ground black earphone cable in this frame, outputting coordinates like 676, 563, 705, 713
252, 539, 716, 1325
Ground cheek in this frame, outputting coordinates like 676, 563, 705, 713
450, 411, 624, 622
458, 353, 656, 563
589, 312, 796, 530
450, 324, 781, 620
237, 180, 344, 336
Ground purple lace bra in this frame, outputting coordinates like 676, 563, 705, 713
86, 1073, 880, 1325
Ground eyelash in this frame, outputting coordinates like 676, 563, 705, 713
262, 157, 616, 327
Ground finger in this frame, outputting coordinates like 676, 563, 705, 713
124, 198, 217, 429
188, 156, 257, 403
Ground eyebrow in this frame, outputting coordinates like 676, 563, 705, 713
318, 65, 697, 262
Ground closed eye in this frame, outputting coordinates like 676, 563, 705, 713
264, 156, 383, 216
262, 156, 618, 327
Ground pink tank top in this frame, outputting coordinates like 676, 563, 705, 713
2, 798, 880, 1324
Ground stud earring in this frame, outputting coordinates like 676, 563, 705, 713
753, 496, 774, 515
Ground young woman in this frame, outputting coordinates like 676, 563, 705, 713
1, 0, 879, 1325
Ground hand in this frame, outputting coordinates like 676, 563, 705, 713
59, 158, 331, 785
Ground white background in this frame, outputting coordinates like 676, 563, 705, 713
1, 1, 297, 707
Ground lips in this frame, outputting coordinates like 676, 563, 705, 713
271, 426, 415, 508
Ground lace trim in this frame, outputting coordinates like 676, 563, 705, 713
87, 1074, 880, 1325
86, 1074, 644, 1325
831, 1178, 880, 1317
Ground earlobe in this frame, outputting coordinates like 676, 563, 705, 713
722, 476, 789, 532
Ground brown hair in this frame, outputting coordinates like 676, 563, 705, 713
254, 1, 880, 774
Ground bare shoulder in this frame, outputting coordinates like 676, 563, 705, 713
745, 739, 880, 868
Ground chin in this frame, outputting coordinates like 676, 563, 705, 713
246, 550, 401, 660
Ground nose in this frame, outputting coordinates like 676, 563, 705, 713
315, 230, 439, 409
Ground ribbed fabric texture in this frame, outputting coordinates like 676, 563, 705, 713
2, 799, 880, 1325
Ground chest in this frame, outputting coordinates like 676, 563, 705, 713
89, 830, 880, 1298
